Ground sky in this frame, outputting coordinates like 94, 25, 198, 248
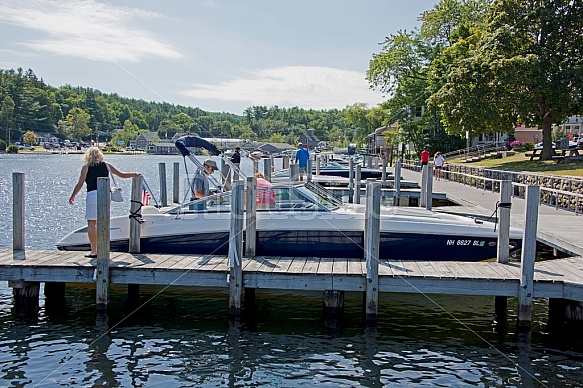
0, 0, 439, 115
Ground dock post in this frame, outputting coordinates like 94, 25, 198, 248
426, 165, 433, 211
316, 156, 321, 175
128, 176, 143, 302
289, 164, 299, 182
13, 172, 24, 250
129, 175, 143, 253
233, 163, 240, 182
158, 162, 167, 207
283, 155, 289, 170
10, 280, 40, 315
394, 158, 402, 206
381, 154, 387, 185
495, 180, 512, 320
173, 162, 180, 204
497, 180, 512, 263
348, 158, 355, 203
365, 180, 381, 324
354, 164, 362, 204
253, 158, 259, 175
229, 181, 244, 319
307, 159, 313, 182
245, 177, 257, 257
263, 158, 272, 182
420, 165, 428, 208
518, 185, 540, 331
96, 177, 111, 310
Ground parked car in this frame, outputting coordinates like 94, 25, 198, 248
19, 144, 35, 151
534, 142, 555, 150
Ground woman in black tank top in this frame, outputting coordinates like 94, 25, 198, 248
69, 147, 141, 257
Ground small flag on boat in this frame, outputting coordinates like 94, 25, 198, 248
142, 185, 152, 206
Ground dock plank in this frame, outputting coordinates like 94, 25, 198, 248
302, 257, 320, 274
332, 257, 348, 275
317, 257, 334, 275
287, 257, 307, 274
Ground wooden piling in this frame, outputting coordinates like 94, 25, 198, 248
323, 290, 345, 315
10, 280, 40, 315
381, 154, 387, 184
245, 177, 257, 257
394, 158, 401, 206
497, 180, 512, 264
263, 158, 272, 182
233, 163, 240, 182
354, 164, 362, 204
252, 158, 259, 175
518, 185, 540, 330
420, 165, 428, 208
426, 165, 433, 211
173, 162, 180, 204
283, 155, 289, 170
228, 181, 244, 318
96, 177, 111, 310
365, 180, 381, 323
348, 158, 355, 203
316, 157, 321, 175
158, 162, 167, 207
289, 164, 299, 182
129, 175, 143, 253
12, 172, 24, 250
307, 159, 313, 182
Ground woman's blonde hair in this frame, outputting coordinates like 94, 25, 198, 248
84, 146, 104, 166
254, 172, 265, 179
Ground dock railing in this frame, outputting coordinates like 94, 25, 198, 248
403, 160, 583, 214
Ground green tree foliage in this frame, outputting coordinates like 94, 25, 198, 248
65, 107, 91, 141
428, 0, 583, 160
23, 130, 36, 145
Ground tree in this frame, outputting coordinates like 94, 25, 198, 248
23, 130, 36, 145
65, 107, 91, 141
430, 0, 583, 160
1, 96, 15, 143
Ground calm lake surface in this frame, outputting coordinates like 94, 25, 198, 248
1, 153, 583, 387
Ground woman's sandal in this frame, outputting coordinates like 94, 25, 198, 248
84, 254, 97, 258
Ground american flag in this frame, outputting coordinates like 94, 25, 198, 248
142, 185, 152, 206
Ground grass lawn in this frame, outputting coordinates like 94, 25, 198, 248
447, 151, 583, 178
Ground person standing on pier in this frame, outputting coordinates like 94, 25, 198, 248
295, 142, 309, 180
433, 151, 445, 180
420, 147, 430, 166
230, 147, 241, 164
69, 146, 141, 258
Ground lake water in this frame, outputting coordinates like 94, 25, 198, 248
1, 153, 583, 387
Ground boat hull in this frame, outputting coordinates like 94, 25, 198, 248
57, 229, 520, 262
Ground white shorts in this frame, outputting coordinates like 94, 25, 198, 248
85, 190, 97, 220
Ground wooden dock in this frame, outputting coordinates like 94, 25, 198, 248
2, 249, 582, 301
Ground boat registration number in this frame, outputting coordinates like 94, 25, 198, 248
446, 239, 485, 247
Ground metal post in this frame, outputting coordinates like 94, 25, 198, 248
12, 172, 24, 250
229, 181, 244, 318
96, 177, 111, 310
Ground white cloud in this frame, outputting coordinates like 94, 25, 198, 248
0, 0, 182, 62
181, 66, 385, 110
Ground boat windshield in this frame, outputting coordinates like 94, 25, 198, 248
164, 183, 340, 214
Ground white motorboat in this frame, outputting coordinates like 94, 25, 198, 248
56, 181, 522, 262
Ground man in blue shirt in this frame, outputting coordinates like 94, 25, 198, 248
295, 142, 310, 180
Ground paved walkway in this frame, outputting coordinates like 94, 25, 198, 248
399, 168, 583, 256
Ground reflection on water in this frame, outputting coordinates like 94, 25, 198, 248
1, 154, 583, 386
